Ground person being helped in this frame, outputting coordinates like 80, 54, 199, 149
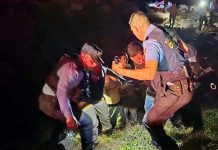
56, 43, 112, 149
104, 74, 126, 129
129, 44, 149, 114
118, 52, 139, 125
127, 41, 156, 114
112, 11, 194, 149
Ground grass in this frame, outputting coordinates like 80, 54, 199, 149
72, 109, 218, 150
73, 123, 155, 150
203, 109, 218, 140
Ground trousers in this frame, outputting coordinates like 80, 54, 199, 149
144, 78, 194, 125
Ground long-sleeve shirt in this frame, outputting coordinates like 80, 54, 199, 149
56, 61, 84, 118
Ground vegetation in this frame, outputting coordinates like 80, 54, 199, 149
73, 109, 218, 150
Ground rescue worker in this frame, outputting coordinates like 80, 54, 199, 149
38, 52, 93, 150
127, 41, 204, 131
39, 43, 113, 149
112, 11, 194, 149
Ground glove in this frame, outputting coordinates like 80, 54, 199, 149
66, 116, 78, 131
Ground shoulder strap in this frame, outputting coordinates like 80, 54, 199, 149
156, 25, 186, 59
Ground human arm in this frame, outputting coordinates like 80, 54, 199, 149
179, 40, 189, 53
38, 93, 65, 122
56, 62, 79, 130
112, 39, 161, 81
171, 29, 189, 53
112, 60, 158, 81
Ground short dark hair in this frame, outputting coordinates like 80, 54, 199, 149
127, 41, 143, 57
120, 52, 128, 60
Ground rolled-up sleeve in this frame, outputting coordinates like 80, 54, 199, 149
56, 62, 79, 118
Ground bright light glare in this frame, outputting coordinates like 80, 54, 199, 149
199, 1, 207, 7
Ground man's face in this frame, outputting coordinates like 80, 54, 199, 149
80, 52, 98, 68
130, 52, 145, 65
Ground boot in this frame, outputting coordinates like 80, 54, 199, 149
143, 124, 178, 150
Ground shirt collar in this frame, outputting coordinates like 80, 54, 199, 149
144, 24, 156, 40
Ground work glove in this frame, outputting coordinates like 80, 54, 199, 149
66, 116, 78, 131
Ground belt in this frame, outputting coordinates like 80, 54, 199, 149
167, 78, 193, 96
169, 67, 187, 83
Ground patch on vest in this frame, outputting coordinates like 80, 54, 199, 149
164, 37, 175, 49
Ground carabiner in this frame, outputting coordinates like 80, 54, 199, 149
210, 82, 216, 90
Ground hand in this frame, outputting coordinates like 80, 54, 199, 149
112, 61, 123, 73
66, 116, 78, 131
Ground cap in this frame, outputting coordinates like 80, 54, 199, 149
81, 43, 105, 64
